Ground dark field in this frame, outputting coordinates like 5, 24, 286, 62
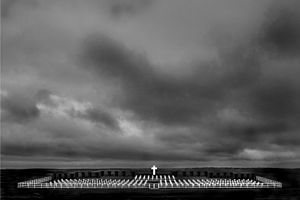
1, 168, 300, 200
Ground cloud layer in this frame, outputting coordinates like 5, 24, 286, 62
1, 0, 300, 168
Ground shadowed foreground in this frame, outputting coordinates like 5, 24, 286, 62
1, 168, 300, 200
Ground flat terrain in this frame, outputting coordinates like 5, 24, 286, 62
1, 168, 300, 200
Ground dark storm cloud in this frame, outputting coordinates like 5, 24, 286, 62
2, 140, 208, 162
202, 143, 243, 156
80, 30, 299, 128
250, 80, 300, 120
259, 1, 300, 57
1, 93, 40, 123
81, 35, 252, 125
80, 32, 272, 128
108, 0, 154, 18
81, 34, 154, 84
271, 133, 300, 147
1, 0, 16, 18
75, 108, 119, 130
1, 0, 38, 18
221, 121, 289, 142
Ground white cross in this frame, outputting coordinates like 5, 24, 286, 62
151, 165, 157, 175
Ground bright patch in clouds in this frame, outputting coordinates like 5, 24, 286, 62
37, 94, 92, 118
118, 118, 142, 137
239, 149, 296, 160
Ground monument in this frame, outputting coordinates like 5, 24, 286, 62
151, 165, 157, 175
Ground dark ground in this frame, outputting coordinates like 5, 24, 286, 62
1, 168, 300, 200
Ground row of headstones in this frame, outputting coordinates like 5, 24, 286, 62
172, 171, 255, 179
19, 177, 280, 189
54, 171, 255, 179
17, 177, 52, 188
256, 176, 282, 187
162, 178, 280, 188
54, 171, 131, 179
19, 178, 148, 188
134, 175, 176, 180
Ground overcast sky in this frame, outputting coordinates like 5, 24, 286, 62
1, 0, 300, 168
